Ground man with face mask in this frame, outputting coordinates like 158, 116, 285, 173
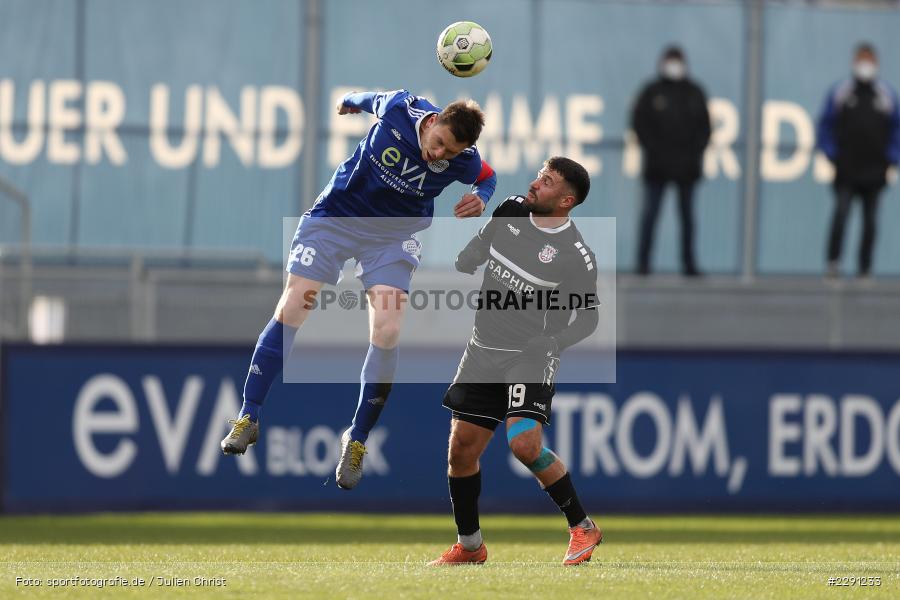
817, 43, 900, 279
631, 46, 711, 277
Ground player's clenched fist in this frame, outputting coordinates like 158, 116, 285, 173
454, 193, 485, 218
337, 93, 361, 115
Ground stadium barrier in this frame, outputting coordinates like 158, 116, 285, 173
2, 343, 899, 513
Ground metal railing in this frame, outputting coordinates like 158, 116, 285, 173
0, 242, 275, 342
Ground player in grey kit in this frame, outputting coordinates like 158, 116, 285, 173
430, 157, 603, 566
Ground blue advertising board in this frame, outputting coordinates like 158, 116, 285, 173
2, 344, 899, 513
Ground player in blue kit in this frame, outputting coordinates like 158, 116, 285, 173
220, 89, 497, 490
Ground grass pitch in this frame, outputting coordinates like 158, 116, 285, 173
2, 513, 898, 599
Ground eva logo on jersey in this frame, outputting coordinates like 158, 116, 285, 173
379, 146, 427, 191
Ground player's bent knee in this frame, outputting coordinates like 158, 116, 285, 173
447, 426, 484, 473
447, 444, 479, 473
370, 321, 401, 348
509, 436, 543, 465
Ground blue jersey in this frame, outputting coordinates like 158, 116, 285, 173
308, 90, 484, 222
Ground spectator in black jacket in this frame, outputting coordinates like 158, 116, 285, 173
817, 43, 900, 279
632, 46, 711, 277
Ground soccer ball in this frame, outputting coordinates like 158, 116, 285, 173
436, 21, 492, 78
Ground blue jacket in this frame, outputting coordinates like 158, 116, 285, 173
817, 77, 900, 187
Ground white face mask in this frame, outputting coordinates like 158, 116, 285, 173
853, 60, 878, 82
661, 60, 686, 81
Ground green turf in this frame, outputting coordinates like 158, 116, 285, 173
2, 513, 898, 599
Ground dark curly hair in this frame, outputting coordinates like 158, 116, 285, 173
436, 99, 485, 146
545, 156, 590, 206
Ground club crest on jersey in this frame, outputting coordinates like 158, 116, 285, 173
402, 239, 420, 255
538, 244, 558, 263
427, 159, 449, 173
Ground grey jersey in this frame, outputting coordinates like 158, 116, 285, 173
469, 196, 599, 349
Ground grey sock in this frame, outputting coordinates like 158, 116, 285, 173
576, 517, 594, 530
458, 529, 483, 551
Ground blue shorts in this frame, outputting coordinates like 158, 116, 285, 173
286, 216, 422, 292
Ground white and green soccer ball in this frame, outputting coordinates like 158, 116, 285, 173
436, 21, 492, 78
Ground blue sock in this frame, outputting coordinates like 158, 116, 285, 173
240, 318, 298, 422
349, 343, 399, 442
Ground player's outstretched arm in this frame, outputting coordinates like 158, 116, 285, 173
336, 91, 372, 115
337, 90, 408, 116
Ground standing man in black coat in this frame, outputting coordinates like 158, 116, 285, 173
817, 43, 900, 280
632, 46, 711, 277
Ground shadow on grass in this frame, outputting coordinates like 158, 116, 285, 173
2, 514, 899, 546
